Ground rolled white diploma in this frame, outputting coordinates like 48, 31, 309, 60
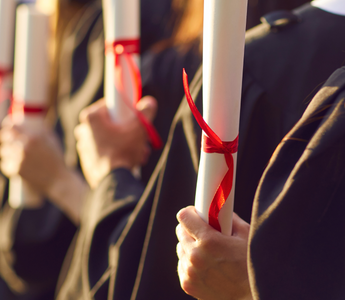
0, 0, 16, 122
195, 0, 248, 236
102, 0, 140, 122
9, 4, 50, 209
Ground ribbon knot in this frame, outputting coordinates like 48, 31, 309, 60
105, 39, 162, 149
183, 68, 239, 232
203, 134, 238, 155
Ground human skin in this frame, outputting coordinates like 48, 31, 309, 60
0, 96, 156, 224
0, 116, 88, 225
176, 206, 253, 300
74, 96, 157, 189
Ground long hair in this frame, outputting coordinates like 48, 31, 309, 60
154, 0, 203, 54
38, 0, 86, 122
171, 0, 203, 50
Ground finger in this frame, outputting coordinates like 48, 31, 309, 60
177, 259, 186, 286
231, 213, 250, 238
1, 115, 13, 128
177, 206, 215, 241
0, 142, 23, 176
74, 124, 84, 141
1, 159, 20, 177
11, 124, 27, 135
1, 142, 21, 157
79, 98, 106, 123
176, 223, 195, 244
0, 127, 26, 144
75, 123, 92, 140
75, 125, 93, 154
177, 257, 200, 298
176, 242, 185, 260
0, 128, 15, 143
136, 96, 157, 122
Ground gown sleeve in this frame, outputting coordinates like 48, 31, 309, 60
249, 67, 345, 299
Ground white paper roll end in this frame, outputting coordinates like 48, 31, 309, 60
9, 176, 44, 209
13, 4, 50, 104
9, 4, 50, 208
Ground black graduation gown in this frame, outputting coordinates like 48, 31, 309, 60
56, 64, 203, 300
249, 66, 345, 300
237, 3, 345, 222
246, 0, 309, 29
0, 3, 104, 300
57, 4, 345, 300
0, 1, 193, 299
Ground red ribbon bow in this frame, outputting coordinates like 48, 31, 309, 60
105, 39, 162, 149
183, 69, 239, 232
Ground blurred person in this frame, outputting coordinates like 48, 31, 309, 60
56, 0, 345, 299
0, 0, 178, 299
56, 1, 202, 298
176, 65, 345, 300
0, 1, 96, 299
176, 0, 345, 298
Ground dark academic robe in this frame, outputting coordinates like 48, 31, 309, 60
246, 0, 309, 29
57, 4, 345, 300
249, 66, 345, 300
237, 3, 345, 222
0, 3, 103, 300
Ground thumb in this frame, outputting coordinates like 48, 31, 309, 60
79, 98, 106, 124
177, 206, 217, 241
136, 96, 157, 123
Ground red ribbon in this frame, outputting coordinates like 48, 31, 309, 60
0, 68, 12, 79
183, 69, 239, 232
9, 97, 48, 115
0, 68, 12, 103
105, 39, 163, 149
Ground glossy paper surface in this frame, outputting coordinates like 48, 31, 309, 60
195, 0, 248, 235
102, 0, 140, 122
9, 4, 50, 208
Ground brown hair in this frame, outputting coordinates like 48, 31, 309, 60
154, 0, 203, 54
41, 0, 85, 123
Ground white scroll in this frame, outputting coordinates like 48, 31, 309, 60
102, 0, 140, 122
194, 0, 248, 235
0, 0, 16, 123
9, 3, 50, 209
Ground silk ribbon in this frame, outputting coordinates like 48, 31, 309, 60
105, 39, 162, 149
9, 97, 47, 115
183, 69, 239, 232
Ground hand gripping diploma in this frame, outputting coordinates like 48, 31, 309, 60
176, 206, 253, 300
75, 96, 157, 189
0, 116, 88, 224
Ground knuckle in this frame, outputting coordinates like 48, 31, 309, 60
185, 264, 199, 282
175, 224, 182, 238
189, 248, 204, 270
200, 233, 217, 251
